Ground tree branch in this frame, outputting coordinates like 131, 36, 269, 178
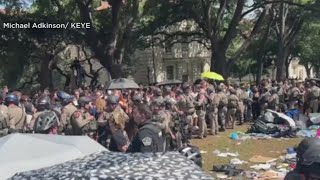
234, 5, 271, 59
222, 0, 245, 49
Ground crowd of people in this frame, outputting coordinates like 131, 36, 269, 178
0, 78, 320, 178
0, 78, 320, 150
0, 79, 320, 151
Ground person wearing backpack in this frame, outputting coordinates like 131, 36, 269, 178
217, 84, 228, 131
227, 88, 239, 129
207, 85, 219, 135
31, 95, 59, 134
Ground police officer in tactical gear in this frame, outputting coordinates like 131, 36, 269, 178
71, 96, 96, 138
207, 85, 219, 135
217, 84, 228, 131
128, 104, 164, 153
227, 88, 239, 129
176, 82, 195, 145
5, 94, 26, 133
58, 91, 78, 134
164, 98, 182, 150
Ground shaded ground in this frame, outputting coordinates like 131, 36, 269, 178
192, 125, 302, 178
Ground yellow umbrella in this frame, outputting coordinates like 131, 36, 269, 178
201, 71, 224, 81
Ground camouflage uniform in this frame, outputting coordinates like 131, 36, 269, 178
176, 83, 194, 145
194, 86, 207, 139
207, 87, 219, 135
71, 110, 96, 137
227, 89, 239, 129
60, 103, 78, 134
7, 105, 26, 133
307, 82, 320, 113
269, 87, 279, 111
235, 83, 244, 125
217, 85, 228, 131
259, 88, 271, 115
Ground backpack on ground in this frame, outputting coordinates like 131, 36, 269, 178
250, 119, 278, 134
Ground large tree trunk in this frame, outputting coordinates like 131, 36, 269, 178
39, 55, 54, 91
304, 64, 311, 78
76, 0, 123, 79
276, 43, 289, 81
211, 44, 228, 78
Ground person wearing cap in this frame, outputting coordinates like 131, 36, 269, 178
71, 96, 96, 138
284, 137, 320, 180
128, 104, 164, 153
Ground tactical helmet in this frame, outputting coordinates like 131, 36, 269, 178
107, 95, 119, 104
271, 87, 278, 93
179, 146, 203, 167
217, 83, 225, 92
207, 85, 215, 93
154, 88, 162, 96
56, 91, 73, 105
164, 98, 176, 106
234, 82, 240, 88
35, 111, 59, 133
230, 88, 236, 94
78, 96, 92, 107
152, 98, 165, 107
182, 82, 191, 90
5, 94, 19, 106
132, 94, 143, 103
37, 95, 51, 110
164, 86, 171, 93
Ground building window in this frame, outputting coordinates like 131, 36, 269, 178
164, 41, 172, 52
166, 66, 174, 80
182, 75, 188, 82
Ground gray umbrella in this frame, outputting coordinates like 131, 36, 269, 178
10, 152, 214, 180
105, 78, 139, 90
156, 80, 182, 86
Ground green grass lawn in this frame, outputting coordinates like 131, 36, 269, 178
192, 125, 302, 177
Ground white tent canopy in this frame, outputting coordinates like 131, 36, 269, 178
0, 133, 107, 179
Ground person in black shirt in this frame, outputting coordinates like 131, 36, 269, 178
128, 104, 164, 153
